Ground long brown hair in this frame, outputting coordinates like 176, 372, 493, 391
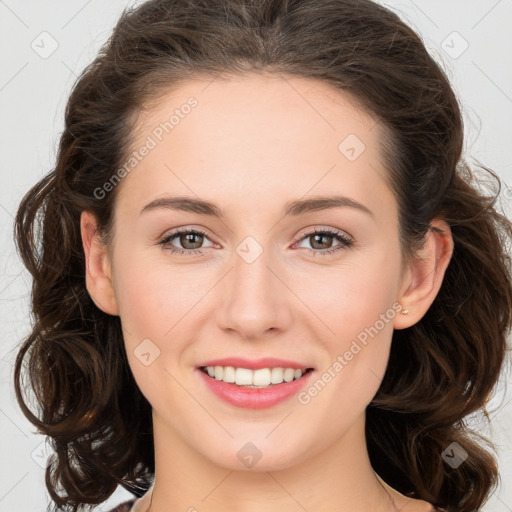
14, 1, 512, 511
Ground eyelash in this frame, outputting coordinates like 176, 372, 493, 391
158, 227, 353, 257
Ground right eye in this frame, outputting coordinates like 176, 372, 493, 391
158, 228, 214, 256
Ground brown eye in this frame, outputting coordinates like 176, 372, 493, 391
158, 228, 214, 256
296, 228, 353, 256
177, 232, 204, 250
309, 233, 335, 250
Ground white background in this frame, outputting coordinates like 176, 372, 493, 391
1, 1, 511, 511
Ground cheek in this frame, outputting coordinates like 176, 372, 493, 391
113, 261, 189, 410
112, 247, 186, 337
110, 252, 175, 389
297, 247, 400, 403
112, 252, 210, 377
115, 270, 165, 337
295, 245, 401, 338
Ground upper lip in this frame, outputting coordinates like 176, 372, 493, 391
197, 357, 314, 370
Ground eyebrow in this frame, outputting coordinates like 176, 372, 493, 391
139, 194, 374, 218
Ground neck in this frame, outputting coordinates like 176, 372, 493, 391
138, 411, 399, 512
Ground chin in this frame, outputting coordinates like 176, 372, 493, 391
198, 434, 314, 473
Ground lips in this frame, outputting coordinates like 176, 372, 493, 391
196, 357, 313, 370
195, 357, 316, 409
196, 365, 316, 409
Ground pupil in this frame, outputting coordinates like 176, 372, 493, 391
312, 234, 331, 249
182, 233, 202, 249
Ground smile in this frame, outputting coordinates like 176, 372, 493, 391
197, 366, 316, 409
200, 365, 314, 388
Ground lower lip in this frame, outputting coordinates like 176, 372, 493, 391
197, 368, 315, 409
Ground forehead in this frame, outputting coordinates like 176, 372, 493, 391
115, 73, 394, 223
133, 72, 380, 156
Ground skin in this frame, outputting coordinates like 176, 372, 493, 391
81, 73, 453, 512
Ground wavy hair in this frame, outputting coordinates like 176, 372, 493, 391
14, 0, 512, 510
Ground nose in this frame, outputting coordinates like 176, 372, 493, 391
216, 242, 294, 341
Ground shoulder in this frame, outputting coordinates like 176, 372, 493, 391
106, 499, 137, 512
375, 473, 446, 512
383, 489, 443, 512
104, 497, 445, 511
376, 475, 443, 512
418, 502, 445, 511
407, 499, 445, 511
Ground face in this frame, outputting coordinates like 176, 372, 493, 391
98, 73, 410, 471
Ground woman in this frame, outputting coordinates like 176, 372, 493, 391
14, 0, 512, 511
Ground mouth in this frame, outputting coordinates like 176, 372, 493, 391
199, 365, 315, 389
196, 364, 316, 409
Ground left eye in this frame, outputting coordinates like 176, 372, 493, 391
158, 228, 353, 256
294, 229, 353, 255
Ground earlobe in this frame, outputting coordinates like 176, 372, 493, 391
394, 219, 454, 330
80, 211, 120, 316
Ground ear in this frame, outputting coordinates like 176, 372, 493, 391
80, 210, 119, 316
393, 218, 454, 329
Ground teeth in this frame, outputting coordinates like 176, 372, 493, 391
223, 366, 235, 383
203, 366, 309, 387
